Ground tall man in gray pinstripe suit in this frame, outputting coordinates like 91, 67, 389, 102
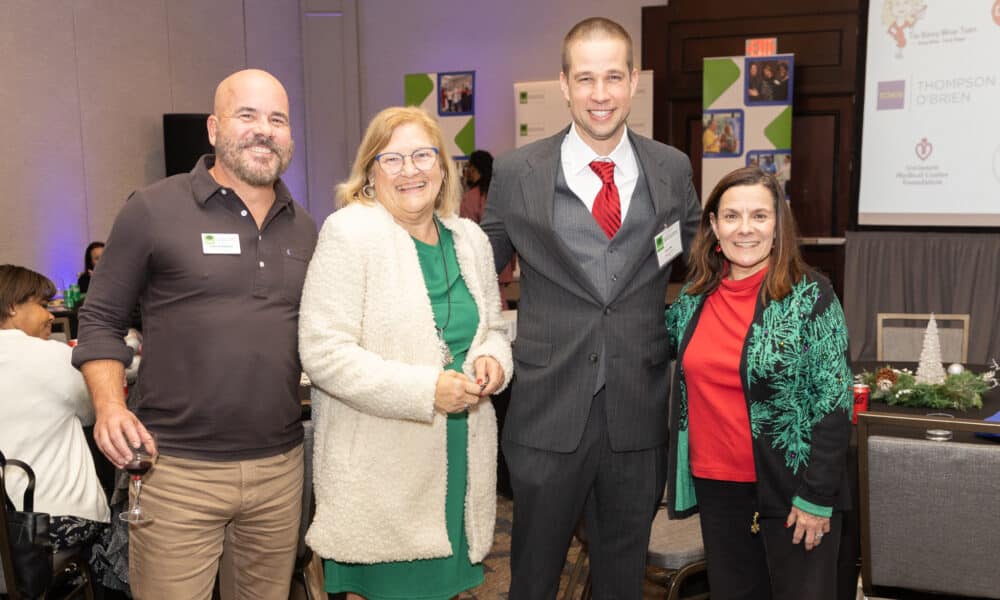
481, 17, 702, 599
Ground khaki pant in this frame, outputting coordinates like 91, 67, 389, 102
129, 445, 303, 600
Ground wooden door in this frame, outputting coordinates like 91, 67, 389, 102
642, 0, 865, 295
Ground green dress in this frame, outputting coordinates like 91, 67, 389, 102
324, 224, 484, 599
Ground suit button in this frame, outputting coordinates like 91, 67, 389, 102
604, 307, 611, 315
589, 353, 598, 363
611, 274, 618, 282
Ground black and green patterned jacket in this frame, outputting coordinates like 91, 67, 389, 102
664, 270, 852, 519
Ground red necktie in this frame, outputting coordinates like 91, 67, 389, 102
589, 160, 621, 239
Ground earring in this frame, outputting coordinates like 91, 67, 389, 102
362, 183, 375, 199
714, 243, 722, 253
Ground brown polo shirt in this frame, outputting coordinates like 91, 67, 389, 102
73, 155, 318, 461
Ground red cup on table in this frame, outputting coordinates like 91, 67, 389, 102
852, 383, 870, 425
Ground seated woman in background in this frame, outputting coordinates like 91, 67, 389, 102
299, 106, 512, 600
77, 241, 104, 294
0, 264, 110, 552
665, 168, 851, 600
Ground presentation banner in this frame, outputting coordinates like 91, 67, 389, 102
513, 71, 654, 148
404, 71, 476, 160
858, 1, 1000, 226
702, 54, 794, 204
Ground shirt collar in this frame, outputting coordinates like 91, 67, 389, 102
191, 154, 295, 214
563, 123, 636, 177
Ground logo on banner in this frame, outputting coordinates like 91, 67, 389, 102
883, 0, 927, 52
915, 138, 933, 161
994, 0, 1000, 26
877, 80, 906, 110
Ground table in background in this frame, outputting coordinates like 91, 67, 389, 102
837, 362, 1000, 600
48, 306, 79, 339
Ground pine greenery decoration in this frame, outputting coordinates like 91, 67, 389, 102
858, 363, 998, 411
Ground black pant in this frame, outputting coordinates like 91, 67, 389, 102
503, 388, 666, 599
693, 477, 842, 600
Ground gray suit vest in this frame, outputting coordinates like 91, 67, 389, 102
552, 155, 654, 391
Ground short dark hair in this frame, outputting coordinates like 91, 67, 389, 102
84, 241, 105, 272
467, 150, 493, 192
685, 167, 807, 301
561, 17, 634, 74
0, 264, 57, 323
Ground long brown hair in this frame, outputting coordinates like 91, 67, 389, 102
685, 166, 807, 301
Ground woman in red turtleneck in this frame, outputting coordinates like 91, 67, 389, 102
665, 167, 851, 600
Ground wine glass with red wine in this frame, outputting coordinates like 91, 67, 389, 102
120, 440, 155, 523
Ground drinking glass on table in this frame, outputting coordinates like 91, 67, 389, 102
924, 413, 955, 441
121, 437, 156, 523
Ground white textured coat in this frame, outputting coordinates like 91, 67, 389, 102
299, 201, 513, 564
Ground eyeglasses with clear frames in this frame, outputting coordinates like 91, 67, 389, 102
375, 147, 439, 176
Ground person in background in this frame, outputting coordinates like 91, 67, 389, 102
665, 166, 851, 599
299, 106, 512, 600
460, 150, 516, 307
0, 264, 110, 554
459, 150, 494, 223
720, 122, 738, 154
72, 69, 317, 599
77, 241, 105, 294
774, 62, 790, 101
747, 62, 762, 98
703, 115, 721, 154
482, 17, 702, 598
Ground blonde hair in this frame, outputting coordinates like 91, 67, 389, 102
336, 106, 461, 216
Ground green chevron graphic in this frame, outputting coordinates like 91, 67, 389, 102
703, 58, 741, 108
764, 106, 793, 149
454, 117, 475, 156
404, 73, 434, 107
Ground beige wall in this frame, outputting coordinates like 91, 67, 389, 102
356, 0, 651, 156
1, 0, 306, 285
2, 0, 653, 284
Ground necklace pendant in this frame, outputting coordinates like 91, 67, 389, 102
437, 328, 453, 366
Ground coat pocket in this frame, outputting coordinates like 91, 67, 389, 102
512, 336, 551, 367
646, 335, 670, 366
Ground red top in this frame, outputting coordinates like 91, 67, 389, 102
683, 266, 767, 482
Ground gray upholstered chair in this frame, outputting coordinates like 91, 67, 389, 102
876, 312, 969, 363
858, 412, 1000, 599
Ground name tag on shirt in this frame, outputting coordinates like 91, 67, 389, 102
654, 221, 682, 268
201, 233, 241, 255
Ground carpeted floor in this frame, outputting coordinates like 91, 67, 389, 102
456, 495, 672, 600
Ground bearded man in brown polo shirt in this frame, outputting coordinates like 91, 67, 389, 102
73, 69, 317, 599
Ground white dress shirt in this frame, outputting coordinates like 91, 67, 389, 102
559, 123, 639, 221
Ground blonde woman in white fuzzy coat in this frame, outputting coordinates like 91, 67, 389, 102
298, 106, 513, 600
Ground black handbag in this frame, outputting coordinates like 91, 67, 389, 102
1, 449, 53, 599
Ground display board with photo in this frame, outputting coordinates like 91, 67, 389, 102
701, 53, 794, 203
404, 70, 476, 160
702, 109, 744, 158
438, 71, 475, 116
746, 150, 792, 201
744, 57, 794, 105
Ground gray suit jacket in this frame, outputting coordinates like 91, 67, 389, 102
482, 128, 701, 452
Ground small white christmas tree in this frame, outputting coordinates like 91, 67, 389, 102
915, 313, 947, 384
